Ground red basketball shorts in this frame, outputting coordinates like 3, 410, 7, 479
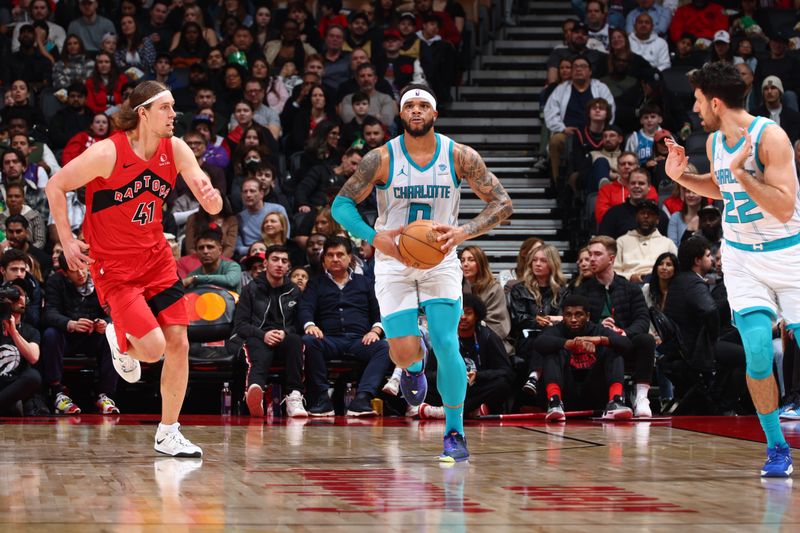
91, 241, 188, 352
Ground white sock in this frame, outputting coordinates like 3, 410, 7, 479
158, 422, 180, 434
392, 367, 402, 379
636, 383, 650, 401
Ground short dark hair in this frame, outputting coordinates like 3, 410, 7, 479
266, 244, 289, 260
196, 224, 223, 244
688, 61, 746, 109
462, 293, 487, 323
355, 62, 376, 76
322, 235, 353, 257
5, 214, 29, 230
362, 115, 383, 130
0, 248, 30, 269
2, 148, 27, 167
4, 182, 25, 196
57, 251, 69, 272
67, 82, 87, 96
638, 102, 662, 118
678, 235, 711, 272
351, 91, 369, 104
561, 294, 590, 311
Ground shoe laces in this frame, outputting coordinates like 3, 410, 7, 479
444, 431, 465, 451
160, 430, 194, 450
767, 445, 789, 464
282, 392, 305, 408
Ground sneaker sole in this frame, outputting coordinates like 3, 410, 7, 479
287, 410, 309, 418
438, 454, 470, 463
761, 464, 793, 477
309, 411, 335, 417
246, 387, 264, 417
382, 383, 400, 396
154, 447, 203, 458
346, 410, 377, 417
545, 411, 565, 422
779, 413, 800, 419
602, 409, 633, 420
522, 384, 537, 397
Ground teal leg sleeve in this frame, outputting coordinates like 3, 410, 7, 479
735, 310, 786, 448
423, 299, 466, 436
734, 310, 775, 380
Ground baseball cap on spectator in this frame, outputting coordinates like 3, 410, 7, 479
654, 129, 673, 143
604, 124, 624, 136
761, 75, 784, 94
349, 11, 369, 24
191, 114, 213, 126
641, 69, 661, 87
713, 30, 730, 43
18, 23, 34, 33
770, 30, 789, 42
241, 252, 266, 268
635, 200, 660, 215
699, 205, 721, 218
573, 22, 589, 33
399, 12, 416, 22
101, 32, 117, 43
384, 28, 402, 41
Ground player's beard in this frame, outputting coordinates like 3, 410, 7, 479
700, 111, 720, 132
401, 116, 435, 137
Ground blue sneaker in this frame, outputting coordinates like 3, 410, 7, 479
761, 444, 793, 477
439, 431, 470, 463
780, 403, 800, 420
400, 334, 428, 406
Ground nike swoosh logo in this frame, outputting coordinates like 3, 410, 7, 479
122, 163, 136, 169
156, 438, 166, 444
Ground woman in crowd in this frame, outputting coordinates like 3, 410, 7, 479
642, 251, 679, 406
668, 187, 705, 246
260, 211, 304, 267
508, 244, 567, 396
171, 22, 211, 69
115, 15, 157, 74
284, 85, 335, 156
85, 52, 129, 114
170, 4, 219, 49
497, 237, 543, 291
53, 35, 94, 89
460, 245, 511, 344
568, 247, 593, 290
61, 112, 110, 165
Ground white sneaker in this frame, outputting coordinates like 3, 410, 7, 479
154, 424, 203, 457
246, 383, 264, 417
105, 323, 141, 383
634, 397, 652, 418
284, 390, 308, 418
419, 402, 445, 419
405, 404, 420, 418
382, 374, 400, 396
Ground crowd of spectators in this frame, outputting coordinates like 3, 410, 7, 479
1, 1, 799, 420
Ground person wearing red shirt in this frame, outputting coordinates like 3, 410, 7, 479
669, 0, 729, 44
595, 151, 658, 224
84, 52, 129, 114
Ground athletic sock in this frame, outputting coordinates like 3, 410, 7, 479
407, 360, 423, 374
758, 409, 788, 448
158, 422, 180, 435
609, 382, 623, 401
545, 384, 561, 400
635, 383, 650, 401
391, 367, 402, 379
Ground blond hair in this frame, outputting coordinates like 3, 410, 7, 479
522, 244, 566, 307
260, 211, 288, 244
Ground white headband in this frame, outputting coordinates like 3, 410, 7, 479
400, 88, 437, 111
133, 90, 173, 111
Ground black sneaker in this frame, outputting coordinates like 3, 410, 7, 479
602, 395, 633, 420
522, 375, 538, 396
308, 395, 335, 417
545, 395, 565, 422
346, 394, 377, 417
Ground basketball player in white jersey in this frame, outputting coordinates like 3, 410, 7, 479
665, 62, 800, 477
332, 84, 512, 462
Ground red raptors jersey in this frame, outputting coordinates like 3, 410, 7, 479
83, 131, 177, 258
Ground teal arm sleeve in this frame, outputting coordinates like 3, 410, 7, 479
331, 195, 377, 245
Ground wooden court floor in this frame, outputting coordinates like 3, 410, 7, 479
2, 415, 800, 531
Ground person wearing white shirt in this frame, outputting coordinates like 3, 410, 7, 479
628, 12, 671, 72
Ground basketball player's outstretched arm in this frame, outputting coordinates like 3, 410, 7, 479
45, 139, 118, 270
172, 138, 223, 215
333, 147, 408, 264
434, 144, 513, 253
664, 137, 722, 199
731, 126, 799, 223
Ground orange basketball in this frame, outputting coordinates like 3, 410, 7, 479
399, 220, 446, 269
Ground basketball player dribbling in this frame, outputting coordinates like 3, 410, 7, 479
46, 81, 222, 458
332, 84, 513, 462
665, 62, 799, 477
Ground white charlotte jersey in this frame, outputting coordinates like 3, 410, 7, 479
712, 116, 800, 246
375, 133, 461, 261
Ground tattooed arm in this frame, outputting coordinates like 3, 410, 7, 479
434, 143, 513, 253
332, 147, 409, 264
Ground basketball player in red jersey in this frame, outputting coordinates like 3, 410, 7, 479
46, 81, 222, 457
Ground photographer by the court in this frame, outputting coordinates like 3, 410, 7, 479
0, 280, 41, 415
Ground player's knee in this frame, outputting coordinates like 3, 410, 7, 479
742, 328, 773, 379
388, 336, 422, 367
136, 331, 167, 362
